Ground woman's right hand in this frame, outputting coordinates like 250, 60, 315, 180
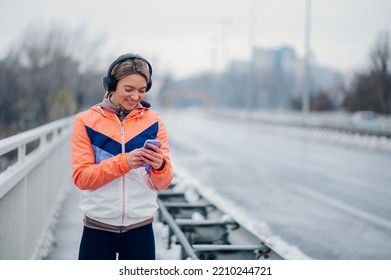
126, 149, 145, 169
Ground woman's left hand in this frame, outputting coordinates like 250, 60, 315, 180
141, 143, 164, 170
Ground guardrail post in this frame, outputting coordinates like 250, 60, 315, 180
17, 144, 26, 164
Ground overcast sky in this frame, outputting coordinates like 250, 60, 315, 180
1, 0, 390, 79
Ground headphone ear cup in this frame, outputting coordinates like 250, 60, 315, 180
102, 76, 110, 91
103, 76, 116, 91
146, 80, 152, 92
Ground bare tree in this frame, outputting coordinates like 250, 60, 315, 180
370, 30, 391, 113
370, 31, 390, 75
0, 20, 107, 137
343, 30, 391, 114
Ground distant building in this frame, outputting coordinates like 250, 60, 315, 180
233, 45, 344, 110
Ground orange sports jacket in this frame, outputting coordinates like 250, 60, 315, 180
71, 104, 173, 226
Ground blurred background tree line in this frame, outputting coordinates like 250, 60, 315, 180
0, 22, 390, 139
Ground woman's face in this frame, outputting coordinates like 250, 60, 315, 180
112, 73, 147, 111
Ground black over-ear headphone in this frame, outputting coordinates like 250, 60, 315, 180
102, 53, 153, 92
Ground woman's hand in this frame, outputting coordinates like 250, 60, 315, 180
141, 143, 164, 170
126, 148, 145, 169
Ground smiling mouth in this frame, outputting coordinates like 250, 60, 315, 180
125, 99, 136, 105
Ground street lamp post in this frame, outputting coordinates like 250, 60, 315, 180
248, 0, 257, 120
303, 0, 311, 116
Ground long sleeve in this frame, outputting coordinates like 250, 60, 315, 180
71, 114, 131, 190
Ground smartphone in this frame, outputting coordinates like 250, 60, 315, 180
143, 139, 161, 150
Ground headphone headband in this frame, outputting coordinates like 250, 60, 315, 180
103, 53, 153, 92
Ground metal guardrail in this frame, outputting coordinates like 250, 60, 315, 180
0, 116, 74, 259
0, 117, 74, 198
157, 187, 284, 260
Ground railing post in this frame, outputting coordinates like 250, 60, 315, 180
18, 144, 26, 164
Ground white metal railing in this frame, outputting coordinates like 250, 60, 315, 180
0, 116, 74, 259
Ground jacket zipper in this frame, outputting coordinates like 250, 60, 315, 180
115, 110, 139, 226
120, 122, 125, 225
113, 112, 126, 226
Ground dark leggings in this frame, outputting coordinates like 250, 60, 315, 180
78, 223, 156, 260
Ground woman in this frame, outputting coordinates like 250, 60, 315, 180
71, 53, 174, 260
